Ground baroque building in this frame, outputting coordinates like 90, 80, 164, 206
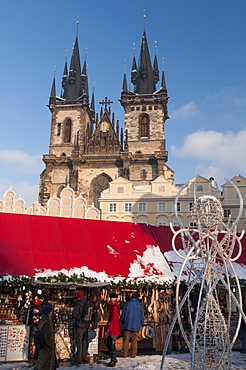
38, 26, 173, 208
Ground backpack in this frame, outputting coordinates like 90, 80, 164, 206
81, 302, 94, 323
34, 329, 46, 350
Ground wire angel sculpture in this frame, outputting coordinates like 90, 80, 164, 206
160, 176, 246, 370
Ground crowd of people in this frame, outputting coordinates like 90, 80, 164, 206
32, 291, 145, 369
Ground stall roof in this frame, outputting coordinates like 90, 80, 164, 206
0, 213, 245, 281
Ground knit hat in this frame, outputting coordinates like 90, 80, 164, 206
42, 304, 53, 316
132, 293, 139, 299
77, 291, 84, 299
109, 292, 118, 298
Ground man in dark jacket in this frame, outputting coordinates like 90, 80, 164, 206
72, 292, 97, 365
121, 293, 144, 358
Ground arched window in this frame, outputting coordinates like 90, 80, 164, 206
64, 118, 72, 143
140, 115, 149, 138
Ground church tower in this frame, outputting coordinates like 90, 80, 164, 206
39, 23, 122, 208
120, 29, 174, 185
39, 21, 174, 208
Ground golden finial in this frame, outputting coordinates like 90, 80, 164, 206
154, 41, 157, 55
76, 16, 80, 37
143, 10, 146, 31
72, 42, 75, 50
162, 57, 165, 71
124, 60, 127, 73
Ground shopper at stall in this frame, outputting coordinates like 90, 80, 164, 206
121, 293, 144, 358
34, 304, 58, 370
104, 292, 121, 367
72, 292, 97, 365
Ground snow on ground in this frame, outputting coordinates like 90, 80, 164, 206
1, 352, 246, 370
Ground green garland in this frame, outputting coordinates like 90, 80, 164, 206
0, 273, 176, 290
0, 273, 245, 290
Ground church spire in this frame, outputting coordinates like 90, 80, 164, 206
133, 31, 158, 94
62, 20, 83, 101
49, 70, 56, 105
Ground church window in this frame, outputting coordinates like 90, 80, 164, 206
57, 123, 61, 136
149, 106, 152, 110
189, 202, 194, 212
140, 114, 149, 138
136, 107, 140, 111
154, 106, 158, 110
142, 106, 146, 111
64, 118, 72, 143
141, 169, 147, 180
131, 107, 135, 111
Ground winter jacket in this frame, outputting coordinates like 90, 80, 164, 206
34, 315, 57, 370
105, 300, 121, 335
121, 298, 144, 332
72, 297, 96, 328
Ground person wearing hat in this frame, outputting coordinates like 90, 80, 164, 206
72, 291, 97, 365
104, 292, 121, 367
121, 293, 144, 358
34, 305, 58, 370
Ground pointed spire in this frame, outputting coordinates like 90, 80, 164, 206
133, 31, 157, 94
62, 52, 68, 92
131, 55, 137, 84
91, 86, 95, 112
153, 54, 159, 85
122, 62, 128, 92
161, 58, 167, 92
63, 22, 82, 101
50, 70, 56, 98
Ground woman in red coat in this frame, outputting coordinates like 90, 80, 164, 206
104, 293, 121, 367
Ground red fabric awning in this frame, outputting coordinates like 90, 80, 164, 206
0, 213, 245, 278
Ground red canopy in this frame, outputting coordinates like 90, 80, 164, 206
0, 213, 245, 278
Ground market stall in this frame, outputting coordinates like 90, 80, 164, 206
0, 213, 245, 362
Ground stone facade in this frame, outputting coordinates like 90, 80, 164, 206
39, 28, 173, 208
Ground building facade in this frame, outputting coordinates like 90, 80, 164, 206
38, 27, 172, 209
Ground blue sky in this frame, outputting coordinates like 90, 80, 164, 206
0, 0, 246, 206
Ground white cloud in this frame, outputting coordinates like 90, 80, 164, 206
206, 86, 246, 108
0, 149, 42, 173
170, 101, 201, 121
171, 128, 246, 185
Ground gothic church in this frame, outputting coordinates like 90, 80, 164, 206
39, 27, 174, 208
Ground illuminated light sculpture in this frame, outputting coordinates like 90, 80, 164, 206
160, 177, 246, 370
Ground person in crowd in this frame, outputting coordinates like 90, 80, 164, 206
120, 292, 144, 358
104, 292, 121, 367
241, 302, 246, 353
34, 304, 58, 370
72, 292, 97, 365
43, 295, 52, 306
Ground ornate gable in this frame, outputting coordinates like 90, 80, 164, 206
85, 110, 122, 154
